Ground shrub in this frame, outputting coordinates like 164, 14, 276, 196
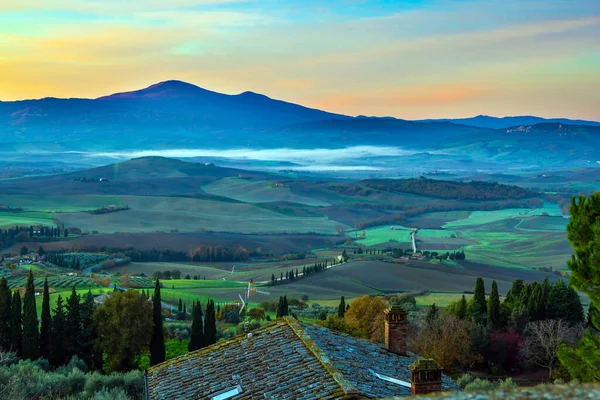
90, 387, 131, 400
497, 377, 517, 390
464, 378, 495, 392
456, 373, 474, 389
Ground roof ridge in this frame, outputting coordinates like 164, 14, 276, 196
146, 319, 288, 374
283, 317, 359, 396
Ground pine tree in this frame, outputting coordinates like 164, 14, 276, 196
0, 278, 11, 351
22, 269, 39, 360
50, 295, 68, 367
487, 280, 501, 329
539, 276, 551, 320
65, 286, 81, 360
470, 277, 487, 324
457, 295, 468, 319
556, 193, 600, 382
150, 280, 166, 366
426, 303, 439, 323
338, 296, 346, 318
40, 277, 51, 360
527, 284, 541, 322
566, 285, 585, 325
188, 301, 205, 352
10, 291, 22, 356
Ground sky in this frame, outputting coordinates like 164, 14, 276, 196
0, 0, 599, 120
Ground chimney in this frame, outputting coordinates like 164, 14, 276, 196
384, 303, 408, 356
409, 359, 443, 395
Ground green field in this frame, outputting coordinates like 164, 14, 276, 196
0, 195, 121, 212
0, 211, 56, 228
355, 226, 413, 246
203, 177, 329, 206
443, 203, 564, 229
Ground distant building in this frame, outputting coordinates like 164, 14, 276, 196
146, 306, 455, 399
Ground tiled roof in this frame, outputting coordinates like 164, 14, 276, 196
146, 317, 457, 400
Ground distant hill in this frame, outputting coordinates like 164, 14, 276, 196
417, 115, 600, 129
0, 157, 277, 195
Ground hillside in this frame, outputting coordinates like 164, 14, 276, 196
418, 115, 600, 129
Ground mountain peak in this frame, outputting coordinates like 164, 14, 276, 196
97, 80, 217, 100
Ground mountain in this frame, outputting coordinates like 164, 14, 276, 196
417, 115, 600, 129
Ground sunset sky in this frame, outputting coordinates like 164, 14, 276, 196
1, 0, 598, 120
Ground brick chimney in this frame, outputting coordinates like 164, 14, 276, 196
384, 303, 408, 356
409, 359, 443, 395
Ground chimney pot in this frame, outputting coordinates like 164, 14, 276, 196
409, 359, 443, 395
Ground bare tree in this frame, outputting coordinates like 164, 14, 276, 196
521, 319, 585, 378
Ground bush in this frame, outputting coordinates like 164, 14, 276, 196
90, 387, 131, 400
464, 378, 495, 392
497, 377, 517, 390
456, 373, 474, 389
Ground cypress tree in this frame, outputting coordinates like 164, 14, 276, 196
188, 301, 205, 351
457, 295, 468, 319
40, 277, 51, 360
470, 277, 487, 324
487, 280, 501, 329
183, 303, 187, 316
22, 270, 39, 360
178, 298, 183, 312
65, 286, 81, 360
527, 284, 542, 322
10, 291, 22, 356
283, 295, 289, 316
566, 285, 585, 325
0, 278, 11, 351
150, 280, 166, 366
338, 296, 346, 318
79, 290, 97, 369
426, 303, 439, 323
205, 300, 217, 345
50, 295, 67, 367
276, 296, 284, 318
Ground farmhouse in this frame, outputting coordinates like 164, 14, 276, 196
145, 305, 457, 399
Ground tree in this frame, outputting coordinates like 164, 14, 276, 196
10, 291, 22, 356
470, 277, 487, 324
0, 278, 11, 351
188, 301, 205, 352
248, 307, 266, 321
522, 319, 584, 379
94, 290, 153, 372
38, 246, 45, 257
457, 295, 468, 319
557, 192, 600, 382
338, 296, 346, 318
20, 246, 28, 256
342, 249, 348, 262
65, 286, 81, 360
40, 277, 51, 360
276, 296, 284, 318
178, 298, 183, 312
79, 290, 99, 370
49, 295, 67, 367
150, 280, 166, 366
487, 281, 501, 330
22, 270, 39, 360
410, 314, 483, 371
204, 300, 217, 346
426, 303, 439, 323
345, 295, 388, 343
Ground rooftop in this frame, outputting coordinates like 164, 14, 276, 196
146, 317, 457, 399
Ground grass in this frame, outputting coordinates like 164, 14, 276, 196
443, 203, 564, 229
355, 226, 413, 246
0, 211, 56, 228
203, 177, 329, 206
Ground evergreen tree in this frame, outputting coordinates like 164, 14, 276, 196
178, 298, 183, 312
50, 295, 68, 367
40, 277, 51, 360
457, 295, 468, 319
183, 303, 187, 316
426, 303, 439, 323
0, 278, 11, 351
10, 291, 22, 356
470, 277, 487, 323
283, 295, 289, 316
487, 280, 501, 329
22, 270, 39, 360
547, 280, 570, 320
79, 290, 98, 370
566, 285, 585, 325
276, 296, 284, 318
539, 276, 551, 320
65, 286, 81, 360
204, 300, 217, 345
342, 249, 348, 262
527, 284, 541, 322
188, 301, 205, 352
150, 280, 166, 366
338, 296, 346, 318
557, 193, 600, 382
